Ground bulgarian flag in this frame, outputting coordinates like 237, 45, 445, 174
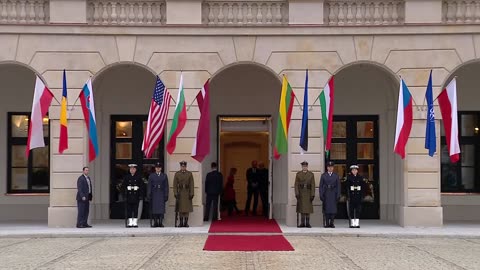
166, 73, 187, 154
274, 75, 295, 160
438, 78, 460, 163
394, 79, 413, 159
320, 76, 335, 156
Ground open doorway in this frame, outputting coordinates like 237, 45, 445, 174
218, 116, 272, 219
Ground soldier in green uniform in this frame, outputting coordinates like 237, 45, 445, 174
173, 161, 194, 227
294, 161, 316, 228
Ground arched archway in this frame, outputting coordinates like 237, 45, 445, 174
206, 62, 288, 220
440, 61, 480, 222
91, 62, 160, 220
0, 61, 49, 221
333, 62, 401, 222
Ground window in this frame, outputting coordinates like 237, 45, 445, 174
7, 113, 50, 193
441, 111, 480, 193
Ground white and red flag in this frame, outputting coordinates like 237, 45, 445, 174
191, 80, 210, 162
26, 76, 54, 157
438, 78, 461, 163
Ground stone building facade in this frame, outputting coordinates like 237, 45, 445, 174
0, 0, 479, 227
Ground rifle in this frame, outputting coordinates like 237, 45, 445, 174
174, 193, 179, 227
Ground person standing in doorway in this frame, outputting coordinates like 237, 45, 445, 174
258, 162, 269, 218
76, 167, 92, 228
123, 164, 144, 228
204, 162, 223, 222
294, 161, 315, 228
224, 168, 240, 216
174, 161, 194, 227
245, 160, 260, 216
320, 161, 341, 228
148, 162, 169, 227
346, 164, 366, 228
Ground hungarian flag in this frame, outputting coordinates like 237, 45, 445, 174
299, 69, 309, 152
59, 69, 68, 154
320, 76, 334, 156
274, 75, 295, 160
26, 76, 54, 157
394, 79, 413, 159
438, 78, 460, 163
79, 78, 99, 162
191, 79, 210, 162
166, 73, 187, 155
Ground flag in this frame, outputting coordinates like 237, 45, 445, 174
59, 69, 68, 154
299, 69, 309, 152
438, 78, 460, 163
26, 76, 54, 157
142, 76, 171, 158
320, 76, 334, 156
79, 78, 99, 162
166, 73, 187, 155
425, 70, 436, 157
394, 79, 413, 159
191, 79, 210, 162
274, 75, 296, 159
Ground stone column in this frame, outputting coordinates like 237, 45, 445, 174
47, 71, 89, 227
404, 0, 443, 23
165, 0, 203, 25
399, 110, 443, 227
288, 0, 325, 25
50, 0, 88, 24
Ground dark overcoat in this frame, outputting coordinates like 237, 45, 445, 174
123, 173, 144, 204
148, 172, 169, 215
345, 174, 366, 205
319, 172, 341, 214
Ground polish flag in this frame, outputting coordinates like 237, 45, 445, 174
26, 76, 54, 157
438, 78, 461, 163
394, 79, 413, 159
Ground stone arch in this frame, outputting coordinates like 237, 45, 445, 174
441, 59, 480, 111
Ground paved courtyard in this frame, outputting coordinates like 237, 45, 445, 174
0, 235, 479, 270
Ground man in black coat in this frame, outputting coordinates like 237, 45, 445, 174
123, 164, 144, 228
204, 162, 224, 221
258, 162, 269, 218
148, 162, 169, 227
346, 164, 366, 228
245, 160, 260, 216
76, 167, 92, 228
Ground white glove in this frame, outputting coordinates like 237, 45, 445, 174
133, 186, 139, 191
127, 186, 132, 191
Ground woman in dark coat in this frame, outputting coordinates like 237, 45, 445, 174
224, 168, 240, 216
148, 162, 169, 227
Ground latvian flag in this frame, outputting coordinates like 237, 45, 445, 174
438, 78, 460, 163
394, 79, 413, 159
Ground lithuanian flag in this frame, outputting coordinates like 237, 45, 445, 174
274, 75, 296, 159
59, 70, 68, 154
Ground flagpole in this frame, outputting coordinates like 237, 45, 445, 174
186, 92, 198, 112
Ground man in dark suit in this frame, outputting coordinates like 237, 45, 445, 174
204, 162, 223, 221
245, 160, 260, 216
76, 166, 92, 228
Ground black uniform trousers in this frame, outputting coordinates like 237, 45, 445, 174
245, 188, 259, 214
348, 200, 361, 220
77, 200, 89, 226
204, 194, 219, 220
126, 202, 139, 218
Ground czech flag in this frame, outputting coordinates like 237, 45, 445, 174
394, 79, 413, 159
438, 78, 460, 163
79, 78, 99, 162
59, 70, 68, 154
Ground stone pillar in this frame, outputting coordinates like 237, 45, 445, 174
404, 0, 443, 23
165, 0, 203, 25
288, 0, 324, 25
49, 0, 87, 24
399, 110, 443, 227
48, 71, 88, 227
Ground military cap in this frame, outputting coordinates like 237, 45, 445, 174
326, 161, 335, 167
350, 164, 359, 170
154, 162, 162, 168
179, 161, 187, 166
128, 164, 137, 168
300, 161, 308, 165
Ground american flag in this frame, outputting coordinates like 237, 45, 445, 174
142, 76, 171, 158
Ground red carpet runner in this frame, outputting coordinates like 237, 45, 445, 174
203, 216, 294, 251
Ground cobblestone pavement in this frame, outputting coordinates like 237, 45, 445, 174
0, 235, 479, 270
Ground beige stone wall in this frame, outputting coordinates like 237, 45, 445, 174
1, 25, 480, 226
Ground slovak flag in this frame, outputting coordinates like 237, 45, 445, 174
394, 79, 414, 159
438, 78, 460, 163
79, 78, 99, 162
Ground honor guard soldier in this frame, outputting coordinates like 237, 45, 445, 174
148, 162, 169, 227
173, 161, 194, 227
123, 164, 144, 228
320, 161, 341, 228
294, 161, 315, 228
346, 165, 366, 228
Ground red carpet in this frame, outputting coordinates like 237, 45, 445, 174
208, 216, 282, 233
203, 235, 294, 251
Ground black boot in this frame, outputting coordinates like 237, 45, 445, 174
184, 217, 189, 228
306, 216, 311, 228
330, 218, 335, 228
158, 218, 164, 227
298, 215, 305, 228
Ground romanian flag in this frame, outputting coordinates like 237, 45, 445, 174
274, 75, 295, 160
59, 69, 68, 154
